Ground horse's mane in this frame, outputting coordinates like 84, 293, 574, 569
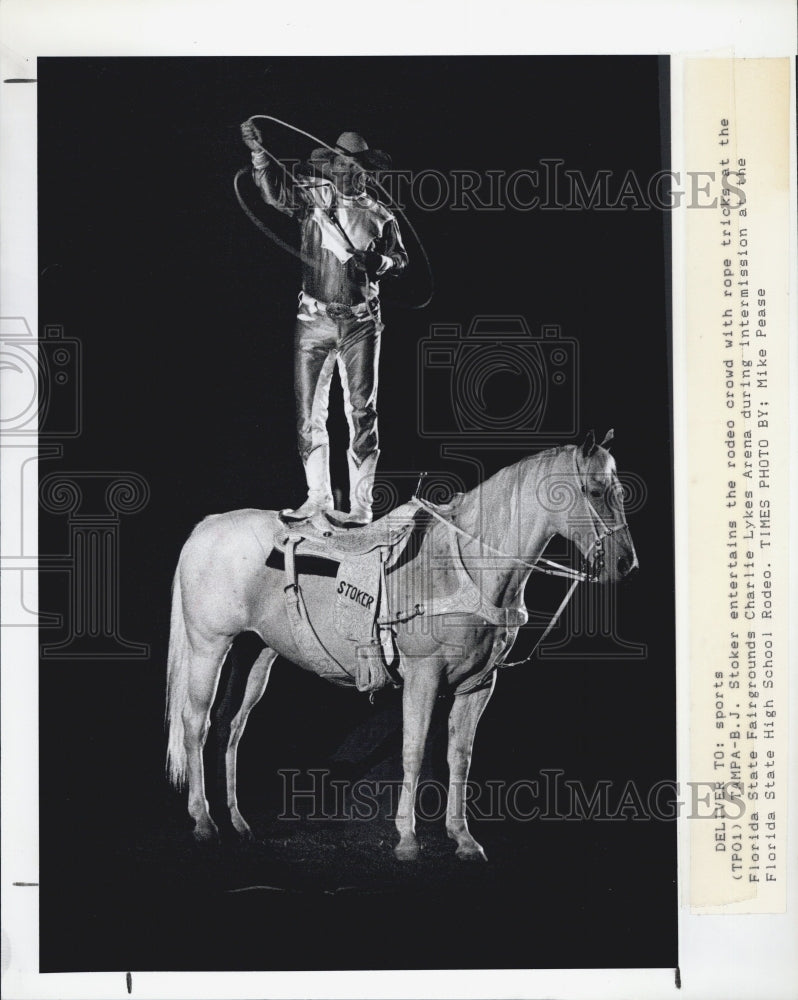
488, 444, 568, 493
452, 444, 573, 553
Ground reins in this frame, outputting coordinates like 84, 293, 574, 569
414, 495, 585, 582
410, 447, 631, 669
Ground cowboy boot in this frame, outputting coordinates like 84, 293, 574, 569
341, 449, 379, 526
281, 445, 334, 522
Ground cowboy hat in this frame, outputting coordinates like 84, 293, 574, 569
307, 131, 392, 172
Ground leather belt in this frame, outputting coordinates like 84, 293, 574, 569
299, 290, 375, 321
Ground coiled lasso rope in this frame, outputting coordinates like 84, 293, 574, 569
234, 114, 434, 309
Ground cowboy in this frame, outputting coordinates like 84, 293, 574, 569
240, 121, 408, 526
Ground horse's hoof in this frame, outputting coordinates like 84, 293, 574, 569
192, 820, 220, 843
231, 816, 255, 841
455, 844, 488, 862
394, 841, 420, 861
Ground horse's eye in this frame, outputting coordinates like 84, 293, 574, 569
590, 488, 603, 498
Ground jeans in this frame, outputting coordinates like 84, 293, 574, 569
293, 293, 384, 466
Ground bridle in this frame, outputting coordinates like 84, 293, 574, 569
415, 446, 629, 586
571, 447, 631, 583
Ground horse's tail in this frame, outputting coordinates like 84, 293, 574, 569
165, 557, 190, 790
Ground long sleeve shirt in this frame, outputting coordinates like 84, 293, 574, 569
251, 150, 408, 306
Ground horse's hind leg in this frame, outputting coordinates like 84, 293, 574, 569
446, 676, 495, 861
225, 646, 278, 839
183, 639, 231, 841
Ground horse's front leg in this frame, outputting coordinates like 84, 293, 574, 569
446, 674, 495, 861
395, 658, 443, 861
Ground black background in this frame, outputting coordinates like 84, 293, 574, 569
38, 56, 676, 973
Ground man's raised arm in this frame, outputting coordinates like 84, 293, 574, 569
240, 120, 308, 219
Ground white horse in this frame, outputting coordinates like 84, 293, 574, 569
165, 432, 637, 860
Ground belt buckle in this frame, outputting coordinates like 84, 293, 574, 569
326, 301, 355, 320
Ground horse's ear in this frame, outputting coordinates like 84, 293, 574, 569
581, 430, 597, 457
600, 428, 615, 449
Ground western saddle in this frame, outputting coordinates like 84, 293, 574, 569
272, 503, 421, 693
